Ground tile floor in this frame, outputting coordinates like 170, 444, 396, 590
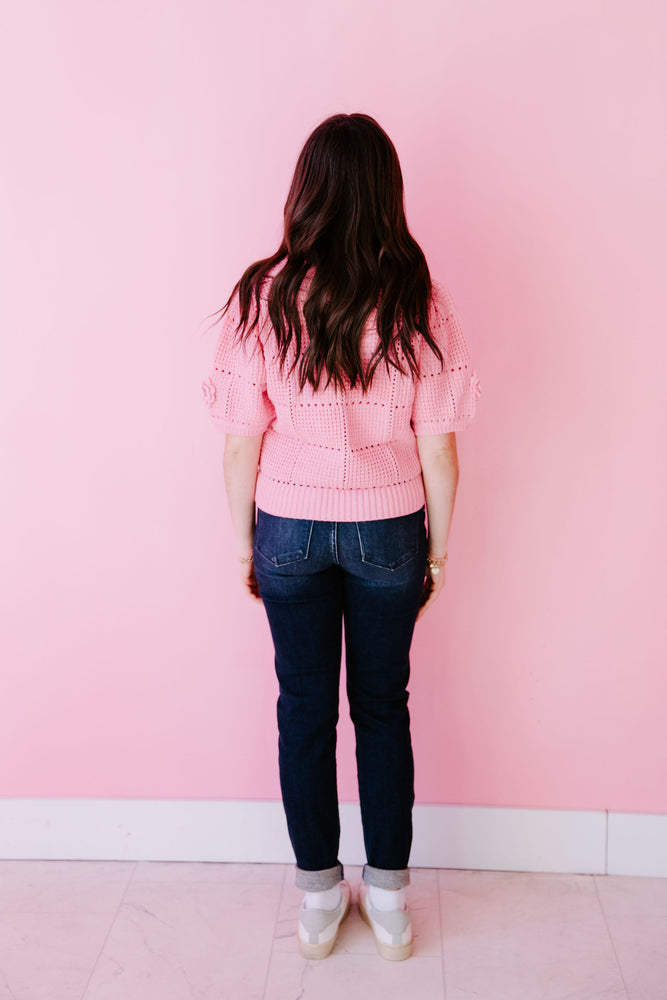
0, 860, 665, 999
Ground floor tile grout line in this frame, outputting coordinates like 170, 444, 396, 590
78, 859, 138, 1000
122, 860, 289, 887
262, 862, 288, 999
592, 874, 632, 1000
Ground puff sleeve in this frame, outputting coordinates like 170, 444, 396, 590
201, 292, 275, 435
411, 280, 482, 434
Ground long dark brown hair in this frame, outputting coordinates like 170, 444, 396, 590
210, 113, 443, 392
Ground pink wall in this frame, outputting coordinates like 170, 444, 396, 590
2, 1, 666, 813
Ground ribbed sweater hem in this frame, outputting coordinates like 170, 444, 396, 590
254, 472, 426, 522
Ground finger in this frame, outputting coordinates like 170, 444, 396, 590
417, 593, 434, 620
419, 579, 433, 608
417, 580, 444, 619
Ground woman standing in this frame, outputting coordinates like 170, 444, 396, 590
202, 113, 482, 961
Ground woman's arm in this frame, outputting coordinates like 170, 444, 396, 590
416, 431, 460, 619
223, 433, 264, 600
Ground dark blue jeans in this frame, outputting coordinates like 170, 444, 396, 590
252, 505, 428, 891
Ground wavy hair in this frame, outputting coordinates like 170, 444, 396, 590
210, 113, 443, 393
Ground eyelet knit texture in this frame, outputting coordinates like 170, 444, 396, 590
202, 269, 482, 522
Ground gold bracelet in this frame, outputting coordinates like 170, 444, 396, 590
238, 555, 253, 564
426, 553, 448, 576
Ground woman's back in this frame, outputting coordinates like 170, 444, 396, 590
204, 262, 481, 520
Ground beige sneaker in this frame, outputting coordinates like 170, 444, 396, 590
297, 880, 352, 959
358, 883, 413, 961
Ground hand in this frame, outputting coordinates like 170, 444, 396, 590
238, 558, 262, 602
417, 562, 446, 620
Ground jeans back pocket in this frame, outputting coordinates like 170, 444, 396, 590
355, 508, 424, 570
254, 509, 314, 567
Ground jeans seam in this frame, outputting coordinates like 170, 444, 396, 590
355, 522, 365, 561
305, 519, 314, 559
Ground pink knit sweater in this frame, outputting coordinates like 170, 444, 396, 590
202, 268, 482, 521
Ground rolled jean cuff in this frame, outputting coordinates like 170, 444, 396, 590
362, 864, 411, 890
295, 863, 344, 891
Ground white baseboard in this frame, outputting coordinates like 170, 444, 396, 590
607, 811, 667, 876
0, 799, 665, 877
